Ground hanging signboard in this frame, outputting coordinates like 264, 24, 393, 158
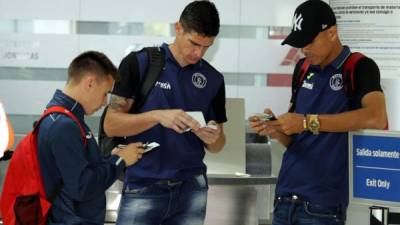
330, 0, 400, 79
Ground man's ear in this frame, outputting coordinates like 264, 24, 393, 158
328, 26, 338, 41
175, 22, 183, 35
82, 74, 95, 91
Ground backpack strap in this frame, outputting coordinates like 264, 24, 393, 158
34, 106, 87, 148
342, 52, 365, 97
97, 47, 165, 156
342, 52, 389, 129
28, 106, 87, 203
298, 59, 311, 87
289, 58, 310, 112
133, 47, 166, 110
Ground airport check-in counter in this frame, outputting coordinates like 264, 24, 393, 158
104, 137, 278, 225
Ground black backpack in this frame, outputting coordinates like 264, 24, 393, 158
98, 47, 165, 172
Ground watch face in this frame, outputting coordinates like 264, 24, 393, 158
310, 121, 318, 129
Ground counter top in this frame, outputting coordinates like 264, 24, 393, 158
207, 174, 277, 185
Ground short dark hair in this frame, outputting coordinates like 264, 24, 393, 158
67, 51, 118, 84
179, 0, 220, 37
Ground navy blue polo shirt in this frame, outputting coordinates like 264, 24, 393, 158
276, 46, 382, 207
113, 43, 227, 187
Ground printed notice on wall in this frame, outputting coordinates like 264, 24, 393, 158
350, 132, 400, 204
330, 0, 400, 78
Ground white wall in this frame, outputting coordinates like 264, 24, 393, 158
0, 1, 306, 120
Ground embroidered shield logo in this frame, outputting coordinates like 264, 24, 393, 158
330, 73, 343, 91
192, 73, 207, 89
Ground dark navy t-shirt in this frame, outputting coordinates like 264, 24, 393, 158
113, 43, 227, 186
276, 46, 382, 206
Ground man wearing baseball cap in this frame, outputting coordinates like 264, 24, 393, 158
249, 0, 387, 224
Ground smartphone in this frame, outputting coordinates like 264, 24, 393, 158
117, 144, 127, 149
141, 142, 160, 153
118, 142, 160, 153
257, 113, 277, 121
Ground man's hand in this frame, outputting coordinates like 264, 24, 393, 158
157, 109, 201, 133
248, 108, 294, 147
248, 108, 280, 137
192, 121, 221, 145
113, 142, 144, 167
269, 112, 305, 135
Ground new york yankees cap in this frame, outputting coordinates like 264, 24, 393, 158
282, 0, 336, 48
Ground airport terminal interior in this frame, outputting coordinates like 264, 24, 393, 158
1, 0, 400, 225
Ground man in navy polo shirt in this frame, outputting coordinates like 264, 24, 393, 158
250, 1, 387, 225
104, 1, 226, 225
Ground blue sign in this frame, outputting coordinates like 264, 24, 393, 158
352, 134, 400, 203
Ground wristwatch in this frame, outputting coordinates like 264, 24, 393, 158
308, 114, 320, 135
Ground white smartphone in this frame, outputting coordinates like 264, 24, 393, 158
117, 143, 160, 153
142, 142, 160, 153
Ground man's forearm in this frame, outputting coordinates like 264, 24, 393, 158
318, 109, 386, 132
206, 133, 226, 153
272, 131, 292, 148
317, 92, 387, 132
104, 110, 160, 137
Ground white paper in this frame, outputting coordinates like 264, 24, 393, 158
186, 111, 207, 128
206, 124, 218, 130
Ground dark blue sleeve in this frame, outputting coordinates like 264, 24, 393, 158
210, 79, 227, 123
47, 118, 125, 201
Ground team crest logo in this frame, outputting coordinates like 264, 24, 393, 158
192, 73, 207, 88
330, 74, 343, 91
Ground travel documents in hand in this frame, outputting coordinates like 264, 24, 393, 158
185, 111, 217, 131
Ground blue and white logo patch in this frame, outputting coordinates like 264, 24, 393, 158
330, 74, 343, 91
192, 73, 207, 89
155, 81, 171, 90
302, 80, 314, 90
